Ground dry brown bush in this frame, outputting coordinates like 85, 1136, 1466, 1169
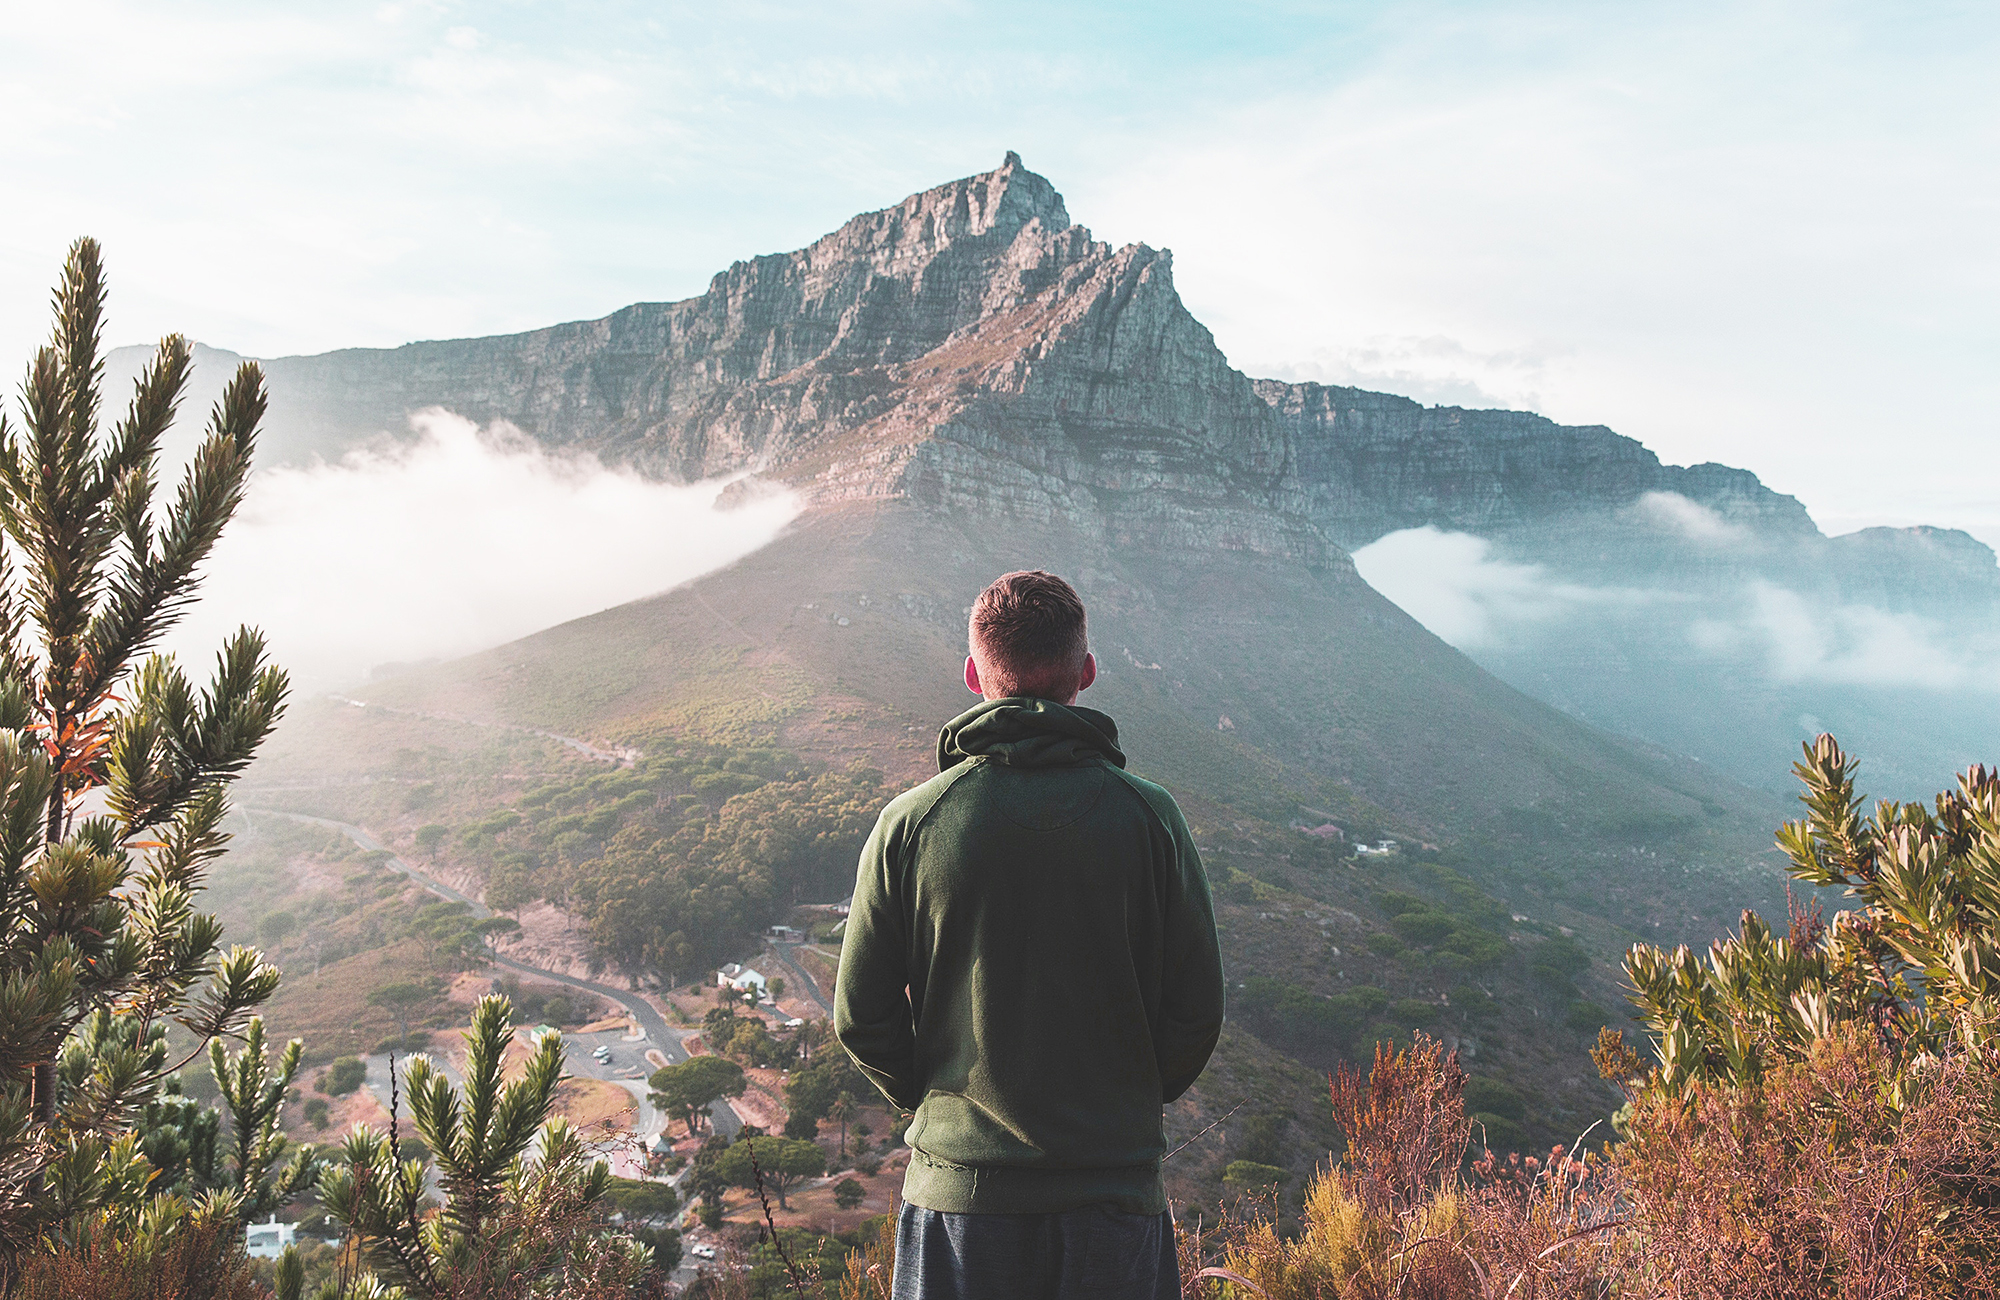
1197, 1035, 1624, 1300
1614, 1024, 2000, 1299
1192, 1026, 2000, 1300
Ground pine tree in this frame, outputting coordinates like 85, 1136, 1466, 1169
211, 1016, 317, 1218
0, 238, 289, 1277
316, 995, 654, 1298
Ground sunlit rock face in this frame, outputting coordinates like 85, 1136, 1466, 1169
232, 153, 1999, 793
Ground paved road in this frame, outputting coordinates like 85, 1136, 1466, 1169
250, 808, 739, 1141
768, 942, 833, 1016
325, 695, 640, 767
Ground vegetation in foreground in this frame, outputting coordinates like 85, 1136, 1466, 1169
0, 244, 666, 1296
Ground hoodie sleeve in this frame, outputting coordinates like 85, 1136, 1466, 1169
834, 805, 920, 1110
1150, 793, 1226, 1102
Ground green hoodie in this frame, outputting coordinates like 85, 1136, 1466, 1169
834, 698, 1225, 1215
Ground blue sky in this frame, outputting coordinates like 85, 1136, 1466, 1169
3, 0, 1996, 544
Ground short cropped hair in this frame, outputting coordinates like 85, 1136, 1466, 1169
968, 570, 1089, 699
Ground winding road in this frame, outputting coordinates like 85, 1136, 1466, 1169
249, 809, 741, 1140
768, 942, 834, 1016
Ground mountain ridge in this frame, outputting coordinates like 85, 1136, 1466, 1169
130, 154, 1990, 577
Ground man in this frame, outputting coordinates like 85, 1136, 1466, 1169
835, 570, 1226, 1300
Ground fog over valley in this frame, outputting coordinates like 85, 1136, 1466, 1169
155, 409, 798, 690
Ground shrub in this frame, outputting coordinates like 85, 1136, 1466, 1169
321, 1056, 367, 1097
834, 1177, 866, 1210
1391, 998, 1441, 1028
1209, 1035, 1623, 1299
1462, 1077, 1525, 1122
1564, 1000, 1610, 1033
1222, 1160, 1288, 1195
1365, 932, 1407, 958
303, 1098, 330, 1131
1529, 935, 1589, 991
1468, 1111, 1528, 1154
603, 1176, 679, 1220
1627, 737, 2000, 1100
370, 1031, 431, 1055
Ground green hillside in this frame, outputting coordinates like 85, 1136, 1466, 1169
245, 495, 1794, 1201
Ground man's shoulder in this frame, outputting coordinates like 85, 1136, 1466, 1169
1102, 766, 1191, 837
877, 762, 981, 831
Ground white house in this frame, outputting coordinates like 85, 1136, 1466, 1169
245, 1217, 295, 1259
718, 964, 768, 996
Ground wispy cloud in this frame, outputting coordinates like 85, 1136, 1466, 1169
1631, 492, 1750, 545
1699, 583, 1994, 692
163, 411, 798, 690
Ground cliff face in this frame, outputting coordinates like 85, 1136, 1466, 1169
251, 152, 1927, 575
1257, 381, 1819, 548
258, 153, 1330, 563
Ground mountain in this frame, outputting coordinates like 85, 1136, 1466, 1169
205, 153, 1997, 1181
118, 153, 1997, 796
237, 154, 1766, 849
226, 156, 1816, 1165
1264, 384, 2000, 795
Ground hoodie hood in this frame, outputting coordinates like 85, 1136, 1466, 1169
937, 698, 1126, 772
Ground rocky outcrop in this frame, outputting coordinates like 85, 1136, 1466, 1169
248, 152, 1867, 576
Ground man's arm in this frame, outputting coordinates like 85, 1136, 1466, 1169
833, 808, 920, 1110
1154, 800, 1224, 1102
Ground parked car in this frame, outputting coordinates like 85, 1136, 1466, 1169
690, 1244, 718, 1260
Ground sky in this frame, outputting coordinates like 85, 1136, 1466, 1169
2, 0, 1996, 557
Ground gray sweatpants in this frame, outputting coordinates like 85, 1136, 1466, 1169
890, 1202, 1180, 1300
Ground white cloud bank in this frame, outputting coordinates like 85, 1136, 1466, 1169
1353, 525, 2000, 692
162, 411, 797, 690
1348, 526, 1622, 648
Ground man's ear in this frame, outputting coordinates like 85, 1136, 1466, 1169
964, 655, 983, 696
1076, 652, 1097, 694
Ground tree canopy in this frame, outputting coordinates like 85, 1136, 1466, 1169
712, 1135, 826, 1210
648, 1055, 747, 1138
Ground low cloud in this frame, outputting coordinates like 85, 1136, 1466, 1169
163, 410, 797, 690
1349, 526, 1620, 647
1355, 525, 2000, 693
1705, 583, 1993, 691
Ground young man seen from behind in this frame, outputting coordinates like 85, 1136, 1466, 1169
835, 570, 1226, 1300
